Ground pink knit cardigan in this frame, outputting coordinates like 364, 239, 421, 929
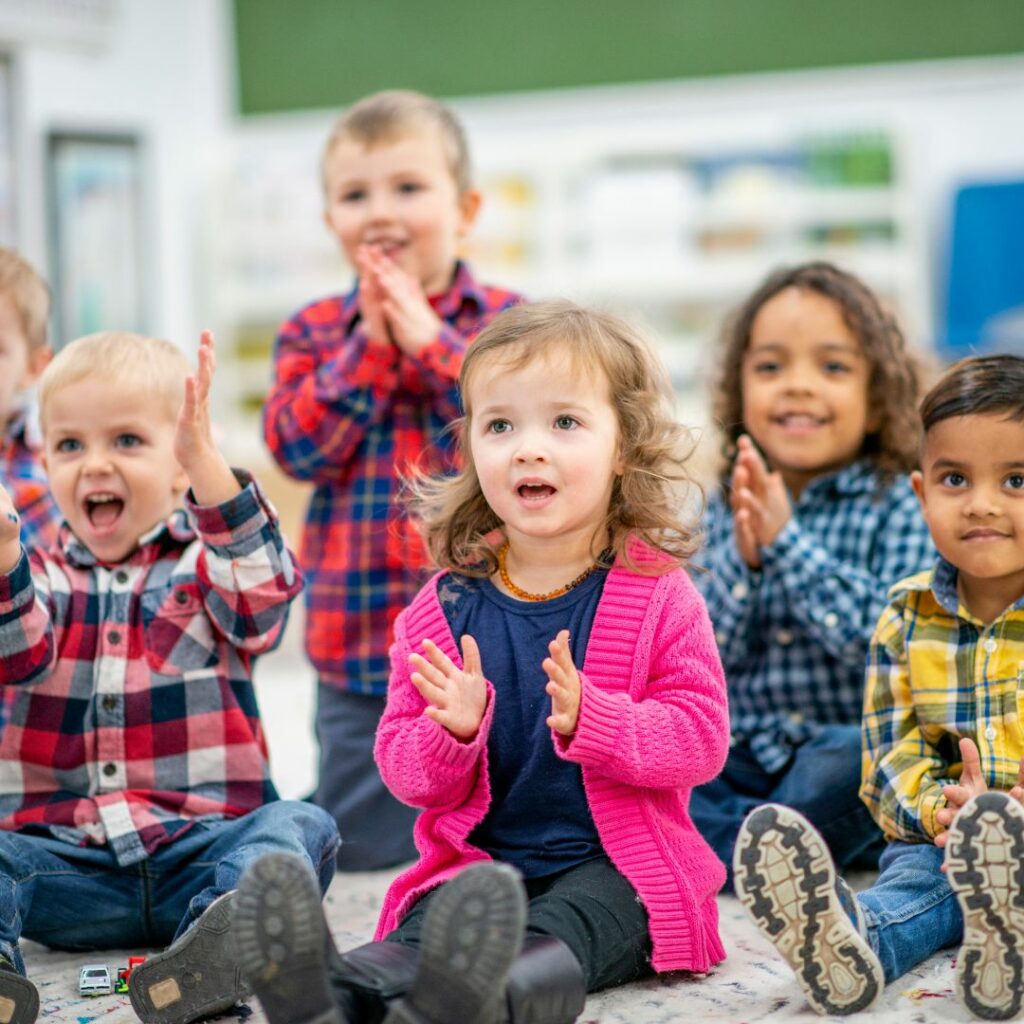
372, 541, 730, 973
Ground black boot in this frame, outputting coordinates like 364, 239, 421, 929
383, 862, 527, 1024
502, 936, 586, 1024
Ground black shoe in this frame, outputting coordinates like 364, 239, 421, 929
733, 804, 883, 1017
0, 957, 38, 1024
946, 791, 1024, 1021
383, 862, 527, 1024
129, 891, 248, 1024
234, 853, 343, 1024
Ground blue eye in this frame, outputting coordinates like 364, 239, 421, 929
55, 438, 81, 453
554, 415, 578, 430
116, 434, 142, 449
823, 361, 852, 375
486, 419, 512, 434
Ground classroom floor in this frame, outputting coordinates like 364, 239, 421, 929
24, 626, 972, 1024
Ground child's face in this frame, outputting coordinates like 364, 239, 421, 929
467, 348, 623, 553
740, 287, 876, 497
0, 293, 50, 424
912, 413, 1024, 619
42, 376, 187, 563
322, 130, 480, 296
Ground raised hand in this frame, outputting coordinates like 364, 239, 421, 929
0, 480, 21, 572
544, 629, 581, 736
935, 737, 989, 848
409, 635, 488, 741
356, 246, 393, 345
368, 251, 443, 357
173, 331, 240, 507
729, 435, 792, 567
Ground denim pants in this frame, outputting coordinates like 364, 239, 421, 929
689, 724, 885, 888
0, 799, 339, 975
858, 841, 963, 983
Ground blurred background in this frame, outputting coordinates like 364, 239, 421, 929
4, 0, 1023, 793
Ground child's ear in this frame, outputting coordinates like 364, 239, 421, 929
910, 469, 925, 507
456, 189, 483, 238
25, 345, 52, 386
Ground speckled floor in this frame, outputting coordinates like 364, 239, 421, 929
22, 639, 972, 1023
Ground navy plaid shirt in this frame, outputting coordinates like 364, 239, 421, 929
692, 460, 935, 772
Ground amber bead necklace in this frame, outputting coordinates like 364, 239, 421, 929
496, 542, 604, 602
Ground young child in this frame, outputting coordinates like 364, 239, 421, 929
233, 300, 731, 1024
733, 353, 1024, 1020
0, 331, 339, 1024
689, 261, 935, 883
0, 248, 60, 551
264, 89, 523, 870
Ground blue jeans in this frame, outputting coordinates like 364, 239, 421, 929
0, 800, 339, 975
689, 725, 885, 889
859, 841, 962, 983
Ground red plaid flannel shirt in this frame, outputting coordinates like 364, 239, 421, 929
1, 407, 60, 552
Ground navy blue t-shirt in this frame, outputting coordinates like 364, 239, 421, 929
437, 568, 608, 878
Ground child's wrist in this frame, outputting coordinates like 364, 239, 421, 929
0, 538, 22, 575
186, 451, 242, 507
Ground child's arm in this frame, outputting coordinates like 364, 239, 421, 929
0, 484, 57, 686
375, 614, 494, 809
263, 302, 400, 483
859, 602, 955, 843
552, 572, 730, 790
179, 333, 302, 653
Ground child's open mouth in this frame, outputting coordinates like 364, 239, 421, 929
517, 483, 556, 501
84, 493, 125, 529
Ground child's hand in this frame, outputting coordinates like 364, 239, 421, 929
935, 737, 991, 849
544, 629, 581, 736
369, 251, 443, 357
356, 246, 393, 345
729, 435, 791, 567
0, 481, 21, 572
409, 635, 487, 741
174, 331, 241, 507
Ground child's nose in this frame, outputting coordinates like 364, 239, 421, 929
82, 450, 114, 474
964, 487, 1001, 517
366, 189, 396, 222
514, 433, 549, 463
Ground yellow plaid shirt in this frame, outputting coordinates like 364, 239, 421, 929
861, 558, 1024, 843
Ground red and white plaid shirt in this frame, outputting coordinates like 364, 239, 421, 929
0, 474, 302, 866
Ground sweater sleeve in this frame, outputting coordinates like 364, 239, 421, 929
555, 570, 730, 789
375, 598, 494, 809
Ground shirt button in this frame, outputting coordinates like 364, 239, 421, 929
985, 725, 997, 741
790, 712, 805, 724
115, 570, 129, 585
102, 763, 117, 777
715, 631, 727, 646
731, 582, 748, 600
983, 637, 997, 654
102, 694, 117, 712
776, 629, 794, 646
108, 630, 121, 645
823, 612, 839, 629
174, 590, 189, 605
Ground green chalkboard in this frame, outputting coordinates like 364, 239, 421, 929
233, 0, 1024, 116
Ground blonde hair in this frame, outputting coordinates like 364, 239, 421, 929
412, 300, 702, 575
321, 89, 472, 194
39, 331, 190, 429
0, 248, 51, 351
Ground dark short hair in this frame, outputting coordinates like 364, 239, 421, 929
921, 354, 1024, 433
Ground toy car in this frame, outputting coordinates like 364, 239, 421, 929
115, 956, 146, 994
79, 964, 113, 997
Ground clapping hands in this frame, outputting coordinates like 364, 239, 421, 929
544, 629, 581, 736
356, 246, 443, 356
409, 636, 488, 741
0, 480, 20, 573
730, 435, 792, 569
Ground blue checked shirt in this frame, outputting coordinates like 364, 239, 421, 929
693, 460, 935, 772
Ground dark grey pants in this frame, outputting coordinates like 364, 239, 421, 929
313, 685, 418, 871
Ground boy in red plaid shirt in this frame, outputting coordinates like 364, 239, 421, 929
264, 90, 522, 869
0, 248, 60, 553
0, 330, 338, 1024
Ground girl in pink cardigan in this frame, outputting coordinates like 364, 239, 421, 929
233, 300, 730, 1024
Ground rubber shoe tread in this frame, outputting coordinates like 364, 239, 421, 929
0, 966, 38, 1024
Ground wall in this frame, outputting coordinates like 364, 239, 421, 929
8, 0, 233, 351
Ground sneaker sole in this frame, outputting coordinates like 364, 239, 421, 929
946, 792, 1024, 1021
384, 863, 526, 1024
733, 804, 883, 1016
0, 971, 39, 1024
129, 891, 248, 1024
234, 853, 343, 1024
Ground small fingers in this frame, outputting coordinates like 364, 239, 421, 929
460, 634, 483, 677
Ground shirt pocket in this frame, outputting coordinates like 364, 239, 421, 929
141, 582, 220, 675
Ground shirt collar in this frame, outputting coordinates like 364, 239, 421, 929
343, 260, 484, 333
894, 555, 1024, 620
795, 459, 880, 502
59, 506, 195, 569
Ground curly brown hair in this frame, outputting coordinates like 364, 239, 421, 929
410, 300, 703, 576
712, 261, 922, 484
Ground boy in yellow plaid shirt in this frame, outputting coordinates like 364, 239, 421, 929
732, 353, 1024, 1020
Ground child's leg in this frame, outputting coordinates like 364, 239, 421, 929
945, 792, 1024, 1021
130, 800, 338, 1024
314, 685, 418, 871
